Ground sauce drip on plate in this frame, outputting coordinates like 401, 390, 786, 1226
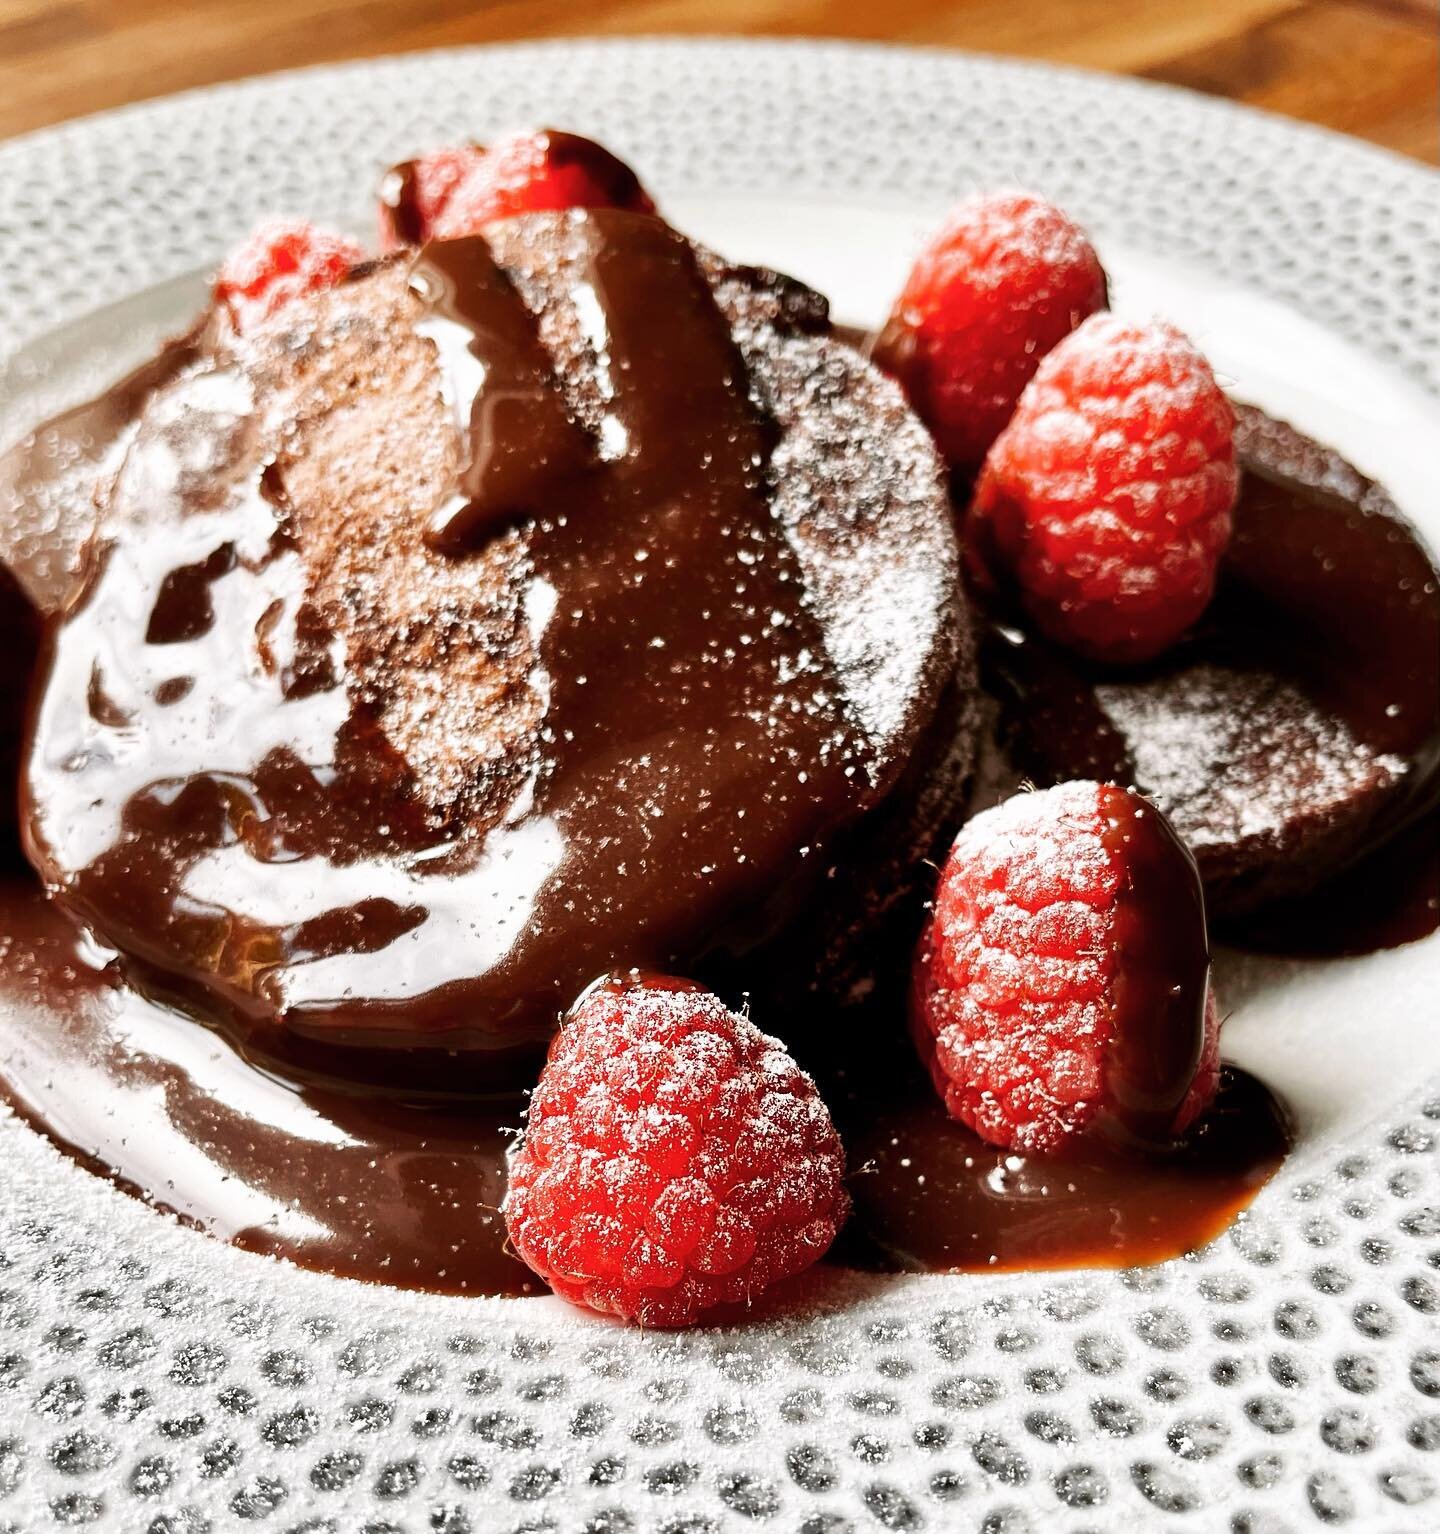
0, 876, 1288, 1292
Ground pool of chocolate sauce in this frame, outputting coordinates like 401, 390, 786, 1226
0, 873, 1288, 1292
0, 878, 533, 1294
837, 1061, 1287, 1275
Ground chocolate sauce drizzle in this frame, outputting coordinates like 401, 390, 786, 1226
377, 158, 427, 248
1094, 788, 1211, 1147
410, 239, 591, 547
22, 215, 875, 1084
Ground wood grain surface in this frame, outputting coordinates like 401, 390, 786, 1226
0, 0, 1435, 162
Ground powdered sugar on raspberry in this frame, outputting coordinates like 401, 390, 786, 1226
378, 142, 487, 247
972, 312, 1237, 663
503, 980, 849, 1328
214, 218, 365, 333
919, 190, 1099, 299
873, 190, 1108, 467
920, 783, 1123, 1150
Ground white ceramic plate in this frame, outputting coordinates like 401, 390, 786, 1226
1, 39, 1438, 1533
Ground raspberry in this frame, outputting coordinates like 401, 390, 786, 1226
503, 974, 848, 1327
432, 129, 655, 240
378, 142, 487, 249
913, 781, 1220, 1155
214, 218, 364, 333
968, 313, 1238, 663
872, 192, 1108, 468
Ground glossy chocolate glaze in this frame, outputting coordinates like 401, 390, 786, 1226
0, 328, 206, 614
982, 405, 1440, 934
0, 564, 40, 861
0, 331, 208, 862
0, 878, 533, 1294
377, 158, 429, 248
1237, 820, 1440, 957
410, 239, 592, 547
22, 217, 885, 1083
1094, 787, 1211, 1146
839, 1058, 1287, 1275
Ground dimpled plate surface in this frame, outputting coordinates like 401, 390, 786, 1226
1, 39, 1439, 1533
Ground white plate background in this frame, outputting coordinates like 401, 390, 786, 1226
0, 39, 1438, 1533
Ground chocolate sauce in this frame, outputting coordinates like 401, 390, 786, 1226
410, 240, 591, 547
1236, 820, 1440, 957
839, 1058, 1288, 1275
982, 405, 1440, 938
377, 158, 428, 248
0, 327, 205, 614
0, 879, 532, 1294
0, 564, 40, 860
22, 215, 879, 1082
0, 330, 208, 861
0, 874, 1287, 1290
1094, 787, 1211, 1146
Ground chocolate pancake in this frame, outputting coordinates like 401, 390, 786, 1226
983, 402, 1440, 918
17, 210, 976, 1086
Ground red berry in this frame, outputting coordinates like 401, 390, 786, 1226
377, 142, 487, 249
433, 129, 655, 240
503, 974, 848, 1327
872, 192, 1108, 469
913, 781, 1220, 1155
969, 313, 1238, 664
214, 218, 364, 333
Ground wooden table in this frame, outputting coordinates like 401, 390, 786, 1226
1, 0, 1435, 163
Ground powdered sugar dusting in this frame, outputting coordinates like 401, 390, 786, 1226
715, 264, 963, 766
1096, 664, 1405, 852
918, 779, 1219, 1152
